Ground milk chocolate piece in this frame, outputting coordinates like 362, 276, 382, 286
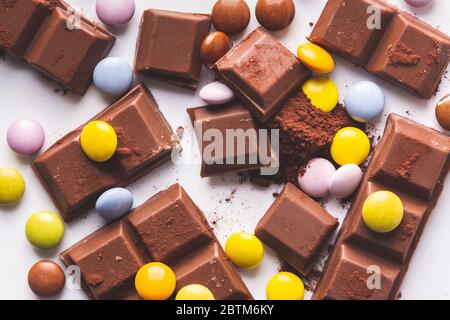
214, 27, 311, 122
187, 102, 270, 177
135, 9, 210, 90
255, 183, 339, 275
310, 0, 450, 99
313, 114, 450, 300
60, 184, 253, 300
33, 84, 178, 221
0, 0, 115, 95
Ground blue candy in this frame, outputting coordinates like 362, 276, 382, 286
96, 188, 133, 219
93, 57, 133, 96
345, 81, 385, 123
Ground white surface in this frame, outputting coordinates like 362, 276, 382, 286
0, 0, 449, 300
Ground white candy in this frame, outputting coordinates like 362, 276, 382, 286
199, 81, 235, 105
329, 164, 363, 198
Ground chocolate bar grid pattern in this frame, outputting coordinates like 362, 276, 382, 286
60, 184, 253, 300
313, 114, 449, 300
33, 84, 178, 221
309, 0, 450, 99
0, 0, 114, 94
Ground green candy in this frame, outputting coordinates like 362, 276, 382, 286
25, 211, 64, 249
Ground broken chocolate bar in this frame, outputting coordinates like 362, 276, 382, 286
309, 0, 450, 99
60, 184, 253, 300
214, 27, 311, 122
255, 183, 339, 275
33, 83, 178, 221
313, 114, 450, 300
135, 9, 211, 90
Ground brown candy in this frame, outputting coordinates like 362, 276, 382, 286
211, 0, 250, 35
256, 0, 295, 31
436, 95, 450, 130
28, 260, 65, 297
200, 31, 231, 67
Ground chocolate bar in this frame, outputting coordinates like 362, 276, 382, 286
214, 27, 311, 122
33, 84, 178, 221
0, 0, 115, 95
135, 9, 211, 90
255, 183, 339, 275
313, 114, 450, 300
60, 184, 253, 300
309, 0, 450, 99
187, 101, 271, 177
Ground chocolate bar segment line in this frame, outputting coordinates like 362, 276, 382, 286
32, 83, 178, 221
313, 114, 449, 300
60, 184, 253, 300
309, 0, 450, 99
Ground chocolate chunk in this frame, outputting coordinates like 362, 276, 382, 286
313, 114, 450, 300
60, 184, 253, 300
214, 27, 311, 122
256, 183, 339, 275
135, 9, 211, 90
33, 84, 178, 221
309, 0, 450, 99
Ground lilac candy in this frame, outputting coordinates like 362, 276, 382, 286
405, 0, 433, 8
298, 158, 336, 198
7, 119, 45, 155
96, 0, 135, 27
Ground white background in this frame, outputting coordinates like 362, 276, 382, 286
0, 0, 449, 300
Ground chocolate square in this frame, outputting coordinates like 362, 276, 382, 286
367, 14, 450, 98
214, 27, 311, 122
24, 7, 115, 94
255, 183, 338, 275
135, 9, 210, 89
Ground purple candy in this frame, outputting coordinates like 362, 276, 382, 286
405, 0, 433, 8
298, 158, 336, 198
7, 119, 45, 156
96, 0, 135, 27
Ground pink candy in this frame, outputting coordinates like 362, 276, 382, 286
7, 119, 45, 156
405, 0, 433, 8
96, 0, 135, 27
298, 158, 336, 198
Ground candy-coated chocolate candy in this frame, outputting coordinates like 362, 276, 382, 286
199, 81, 235, 105
436, 95, 450, 130
28, 260, 65, 297
175, 284, 215, 300
0, 167, 25, 205
362, 191, 404, 233
93, 57, 133, 96
345, 81, 385, 123
200, 31, 231, 67
266, 272, 304, 300
405, 0, 433, 8
225, 232, 264, 269
96, 0, 135, 27
302, 77, 339, 112
297, 43, 335, 74
25, 211, 64, 249
7, 119, 45, 155
255, 0, 295, 31
211, 0, 250, 35
328, 164, 363, 198
80, 121, 117, 162
96, 188, 133, 220
298, 158, 336, 198
135, 262, 176, 300
331, 127, 370, 166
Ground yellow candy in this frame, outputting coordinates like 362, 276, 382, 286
135, 262, 176, 300
266, 272, 304, 300
362, 191, 404, 233
80, 121, 117, 162
175, 284, 215, 300
25, 210, 64, 249
225, 232, 264, 269
302, 77, 339, 112
0, 167, 25, 205
297, 42, 335, 74
331, 127, 370, 165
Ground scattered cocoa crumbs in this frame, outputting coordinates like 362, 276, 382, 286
388, 42, 421, 66
309, 22, 314, 27
272, 192, 279, 198
397, 292, 402, 300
